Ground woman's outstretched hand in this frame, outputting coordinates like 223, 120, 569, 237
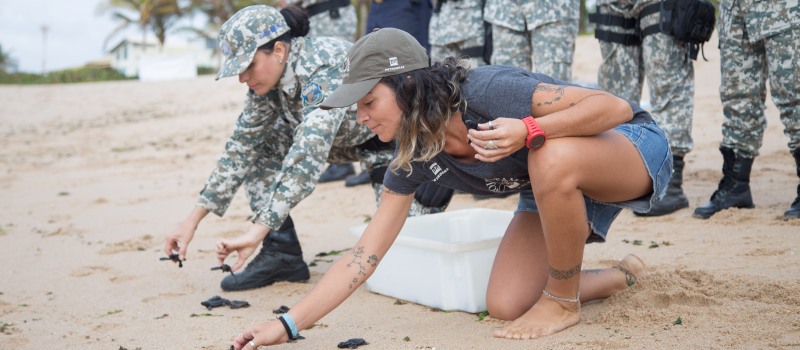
232, 321, 289, 349
216, 223, 270, 271
468, 117, 528, 162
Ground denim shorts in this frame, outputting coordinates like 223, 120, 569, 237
516, 122, 672, 243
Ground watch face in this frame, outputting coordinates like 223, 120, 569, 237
529, 135, 545, 148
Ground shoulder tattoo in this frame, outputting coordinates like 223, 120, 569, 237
533, 84, 567, 107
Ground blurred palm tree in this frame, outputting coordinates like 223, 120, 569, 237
99, 0, 183, 51
178, 0, 267, 41
0, 44, 18, 73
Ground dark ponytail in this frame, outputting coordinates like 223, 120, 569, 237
258, 5, 310, 52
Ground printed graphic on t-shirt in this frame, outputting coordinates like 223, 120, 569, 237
485, 177, 529, 193
429, 162, 449, 181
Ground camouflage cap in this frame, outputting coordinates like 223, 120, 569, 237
320, 28, 430, 109
215, 5, 289, 80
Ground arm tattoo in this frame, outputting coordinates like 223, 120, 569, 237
549, 263, 582, 280
533, 84, 566, 107
346, 246, 380, 289
381, 185, 405, 197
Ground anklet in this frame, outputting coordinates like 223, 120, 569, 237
542, 289, 580, 303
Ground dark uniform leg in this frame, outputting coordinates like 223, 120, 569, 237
693, 147, 755, 219
784, 149, 800, 220
636, 155, 689, 216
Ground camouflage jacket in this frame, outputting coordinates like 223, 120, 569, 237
197, 36, 373, 230
484, 0, 579, 31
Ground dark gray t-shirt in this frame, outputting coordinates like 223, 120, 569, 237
383, 65, 653, 196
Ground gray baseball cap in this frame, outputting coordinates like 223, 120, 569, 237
215, 5, 289, 80
320, 28, 429, 109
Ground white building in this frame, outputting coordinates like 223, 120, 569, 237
107, 34, 219, 80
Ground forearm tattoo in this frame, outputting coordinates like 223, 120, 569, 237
549, 264, 582, 280
533, 84, 566, 107
346, 246, 379, 289
381, 185, 405, 197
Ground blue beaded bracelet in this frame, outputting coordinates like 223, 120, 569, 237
278, 314, 298, 341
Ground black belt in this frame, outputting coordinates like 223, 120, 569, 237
306, 0, 351, 18
588, 12, 642, 46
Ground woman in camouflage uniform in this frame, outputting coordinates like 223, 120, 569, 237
164, 5, 450, 292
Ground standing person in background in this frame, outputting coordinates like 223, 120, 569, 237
164, 5, 451, 292
367, 0, 433, 52
280, 0, 357, 42
591, 0, 698, 216
429, 0, 489, 67
694, 0, 800, 220
483, 0, 579, 81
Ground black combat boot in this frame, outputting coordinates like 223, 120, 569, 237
636, 155, 689, 216
221, 216, 310, 291
693, 147, 755, 219
318, 163, 355, 182
784, 149, 800, 220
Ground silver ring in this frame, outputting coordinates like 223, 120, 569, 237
485, 140, 498, 150
248, 340, 258, 349
487, 120, 494, 130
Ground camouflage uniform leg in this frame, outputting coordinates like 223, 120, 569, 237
430, 36, 486, 68
596, 4, 644, 103
529, 19, 578, 81
764, 27, 800, 152
307, 5, 357, 42
490, 25, 531, 70
641, 31, 695, 157
718, 1, 768, 158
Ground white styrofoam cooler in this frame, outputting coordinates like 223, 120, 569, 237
350, 208, 513, 313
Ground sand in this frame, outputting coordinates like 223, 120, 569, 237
1, 35, 798, 350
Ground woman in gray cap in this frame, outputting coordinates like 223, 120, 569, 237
226, 27, 669, 348
164, 6, 452, 292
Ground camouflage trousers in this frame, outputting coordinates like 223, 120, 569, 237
719, 2, 800, 157
596, 2, 695, 157
490, 20, 578, 81
429, 36, 486, 68
307, 4, 357, 43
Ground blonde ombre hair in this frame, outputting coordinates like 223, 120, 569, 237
381, 57, 471, 174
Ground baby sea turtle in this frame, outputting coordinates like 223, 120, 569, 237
337, 338, 368, 349
159, 253, 184, 268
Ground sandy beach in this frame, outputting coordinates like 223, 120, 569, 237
1, 35, 798, 349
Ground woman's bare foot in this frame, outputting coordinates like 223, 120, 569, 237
492, 293, 581, 340
615, 254, 647, 287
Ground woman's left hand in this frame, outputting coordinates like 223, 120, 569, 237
216, 223, 270, 272
468, 117, 528, 162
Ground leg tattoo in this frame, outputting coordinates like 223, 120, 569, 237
548, 264, 582, 280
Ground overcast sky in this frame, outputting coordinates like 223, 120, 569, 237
0, 0, 207, 74
0, 0, 119, 73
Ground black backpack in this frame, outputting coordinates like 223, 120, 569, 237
660, 0, 716, 60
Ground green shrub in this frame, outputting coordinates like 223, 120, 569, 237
0, 66, 132, 84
